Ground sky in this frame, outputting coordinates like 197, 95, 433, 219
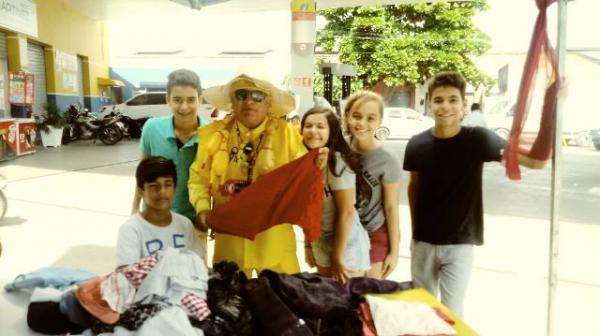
107, 0, 599, 74
474, 0, 600, 52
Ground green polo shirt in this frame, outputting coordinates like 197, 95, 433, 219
139, 115, 203, 221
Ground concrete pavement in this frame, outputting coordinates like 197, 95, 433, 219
0, 139, 598, 335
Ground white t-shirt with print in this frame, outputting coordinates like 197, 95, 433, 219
116, 212, 206, 267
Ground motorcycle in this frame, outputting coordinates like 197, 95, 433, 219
0, 174, 7, 221
103, 106, 144, 139
62, 104, 123, 145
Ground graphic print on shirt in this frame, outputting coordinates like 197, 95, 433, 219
362, 169, 379, 188
324, 184, 333, 198
144, 234, 187, 255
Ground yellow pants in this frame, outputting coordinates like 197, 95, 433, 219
242, 246, 300, 277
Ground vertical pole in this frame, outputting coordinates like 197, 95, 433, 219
290, 0, 316, 117
548, 0, 567, 335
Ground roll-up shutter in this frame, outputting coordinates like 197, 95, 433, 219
0, 31, 8, 58
27, 42, 47, 116
0, 31, 8, 118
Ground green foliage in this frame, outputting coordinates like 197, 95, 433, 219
316, 1, 495, 90
34, 102, 66, 134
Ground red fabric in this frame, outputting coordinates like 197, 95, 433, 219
121, 255, 158, 289
504, 0, 558, 180
181, 293, 211, 321
358, 302, 377, 336
207, 149, 324, 242
432, 307, 455, 326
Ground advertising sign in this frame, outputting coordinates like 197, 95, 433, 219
0, 0, 38, 37
0, 118, 17, 161
9, 71, 33, 106
9, 71, 25, 104
55, 50, 78, 93
24, 72, 33, 104
0, 74, 5, 111
16, 118, 35, 155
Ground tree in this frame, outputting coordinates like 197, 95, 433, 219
316, 1, 494, 93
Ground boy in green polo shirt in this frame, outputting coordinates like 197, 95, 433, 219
131, 69, 205, 233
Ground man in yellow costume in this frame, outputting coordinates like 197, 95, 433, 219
189, 74, 307, 276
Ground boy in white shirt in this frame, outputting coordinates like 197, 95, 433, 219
116, 156, 206, 267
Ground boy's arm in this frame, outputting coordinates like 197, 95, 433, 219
407, 172, 419, 234
116, 224, 142, 268
189, 224, 208, 264
188, 148, 212, 231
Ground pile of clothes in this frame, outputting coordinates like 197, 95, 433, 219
5, 247, 458, 336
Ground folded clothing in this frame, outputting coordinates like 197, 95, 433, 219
366, 295, 456, 336
4, 267, 96, 292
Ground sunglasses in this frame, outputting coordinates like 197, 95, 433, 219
234, 89, 267, 103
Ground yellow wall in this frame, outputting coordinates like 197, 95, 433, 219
33, 0, 109, 97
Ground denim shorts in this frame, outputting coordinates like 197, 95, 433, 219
311, 220, 370, 271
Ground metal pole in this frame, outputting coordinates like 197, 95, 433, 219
548, 0, 567, 335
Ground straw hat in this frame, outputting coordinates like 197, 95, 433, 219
203, 74, 295, 117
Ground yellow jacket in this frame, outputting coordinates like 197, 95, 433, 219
189, 116, 306, 270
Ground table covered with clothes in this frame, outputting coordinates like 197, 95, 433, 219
4, 247, 477, 336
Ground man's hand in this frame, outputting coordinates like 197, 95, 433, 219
381, 252, 399, 279
315, 147, 329, 170
194, 210, 211, 232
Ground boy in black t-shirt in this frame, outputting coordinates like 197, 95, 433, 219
403, 71, 546, 317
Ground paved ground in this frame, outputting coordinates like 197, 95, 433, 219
0, 139, 598, 335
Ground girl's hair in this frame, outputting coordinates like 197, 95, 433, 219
301, 106, 371, 206
136, 156, 177, 189
343, 90, 385, 120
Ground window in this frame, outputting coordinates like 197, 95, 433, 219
146, 93, 166, 105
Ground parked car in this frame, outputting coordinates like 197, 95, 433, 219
590, 129, 600, 150
98, 92, 226, 123
377, 107, 434, 140
484, 100, 514, 140
486, 100, 595, 146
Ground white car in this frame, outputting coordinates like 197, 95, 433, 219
98, 92, 224, 122
377, 107, 434, 140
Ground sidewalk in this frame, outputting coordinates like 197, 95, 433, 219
0, 140, 598, 335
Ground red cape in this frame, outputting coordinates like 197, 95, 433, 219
207, 149, 324, 242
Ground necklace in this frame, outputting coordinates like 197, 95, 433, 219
235, 123, 266, 182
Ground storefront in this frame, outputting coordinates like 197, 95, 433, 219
26, 41, 46, 116
0, 31, 9, 119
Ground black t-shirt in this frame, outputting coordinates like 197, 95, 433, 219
403, 126, 505, 245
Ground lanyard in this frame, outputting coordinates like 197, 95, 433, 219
235, 124, 266, 183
